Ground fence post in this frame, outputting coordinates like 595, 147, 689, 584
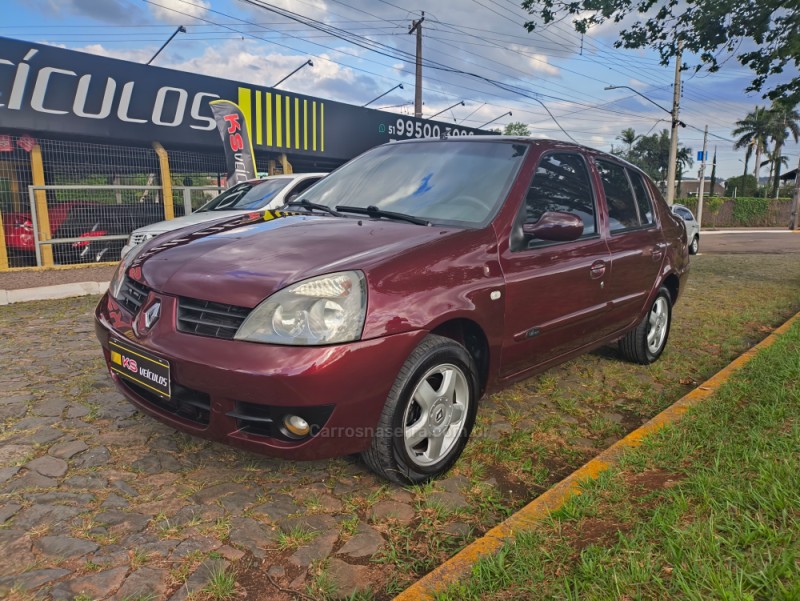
152, 142, 175, 221
30, 145, 54, 267
183, 187, 193, 215
279, 153, 293, 175
0, 210, 8, 270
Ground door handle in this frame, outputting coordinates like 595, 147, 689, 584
590, 260, 606, 279
651, 248, 665, 261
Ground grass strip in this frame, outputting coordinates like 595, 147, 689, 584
435, 318, 800, 600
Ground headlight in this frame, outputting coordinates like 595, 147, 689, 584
108, 241, 147, 299
235, 271, 367, 345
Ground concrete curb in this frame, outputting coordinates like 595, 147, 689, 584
0, 281, 109, 305
394, 311, 800, 601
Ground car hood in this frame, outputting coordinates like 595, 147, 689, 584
134, 213, 460, 307
134, 210, 252, 234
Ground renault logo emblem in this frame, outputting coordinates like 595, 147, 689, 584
144, 301, 161, 329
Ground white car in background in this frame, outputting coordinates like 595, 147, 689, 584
120, 173, 326, 258
671, 203, 700, 255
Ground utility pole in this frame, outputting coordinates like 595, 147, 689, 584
666, 41, 682, 206
696, 125, 708, 228
792, 157, 800, 231
409, 12, 425, 119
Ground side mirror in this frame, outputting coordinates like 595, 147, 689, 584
522, 211, 584, 242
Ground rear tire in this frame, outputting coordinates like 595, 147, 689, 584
619, 286, 672, 365
361, 335, 479, 484
689, 235, 699, 255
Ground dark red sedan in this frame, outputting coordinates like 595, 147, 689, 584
95, 137, 688, 483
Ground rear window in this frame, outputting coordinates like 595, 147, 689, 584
596, 160, 647, 232
628, 170, 654, 225
198, 180, 290, 212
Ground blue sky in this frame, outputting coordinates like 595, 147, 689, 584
4, 0, 798, 181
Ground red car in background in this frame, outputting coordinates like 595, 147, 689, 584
95, 137, 689, 483
3, 204, 76, 265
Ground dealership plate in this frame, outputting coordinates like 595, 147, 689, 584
109, 338, 171, 399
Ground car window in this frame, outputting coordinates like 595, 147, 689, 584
628, 170, 654, 225
596, 159, 641, 232
675, 207, 694, 221
296, 141, 527, 227
522, 152, 596, 242
285, 177, 321, 201
198, 180, 291, 212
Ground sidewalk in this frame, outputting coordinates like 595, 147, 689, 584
0, 264, 114, 305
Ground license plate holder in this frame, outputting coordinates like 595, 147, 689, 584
109, 338, 171, 399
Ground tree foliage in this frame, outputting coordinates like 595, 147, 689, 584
521, 0, 800, 106
503, 121, 531, 136
725, 174, 759, 197
612, 128, 692, 185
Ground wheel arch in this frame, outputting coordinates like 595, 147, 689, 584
429, 317, 491, 395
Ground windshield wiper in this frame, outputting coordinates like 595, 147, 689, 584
286, 199, 343, 217
336, 205, 431, 226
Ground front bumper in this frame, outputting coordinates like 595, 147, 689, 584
94, 292, 425, 460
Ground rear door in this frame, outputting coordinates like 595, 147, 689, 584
499, 151, 611, 379
594, 160, 665, 333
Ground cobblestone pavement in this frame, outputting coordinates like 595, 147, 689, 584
2, 255, 800, 600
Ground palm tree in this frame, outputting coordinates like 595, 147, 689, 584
732, 106, 772, 185
675, 146, 693, 195
767, 102, 800, 196
617, 128, 638, 154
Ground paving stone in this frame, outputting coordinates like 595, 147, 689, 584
10, 416, 58, 430
48, 439, 89, 460
24, 491, 95, 505
0, 503, 21, 523
251, 494, 299, 523
336, 523, 385, 558
26, 455, 68, 478
217, 545, 246, 561
267, 564, 285, 579
288, 530, 338, 568
50, 566, 127, 601
171, 536, 220, 559
64, 473, 108, 489
229, 517, 278, 559
102, 493, 129, 509
65, 404, 90, 418
113, 567, 169, 601
437, 475, 471, 495
387, 487, 415, 503
368, 500, 415, 525
0, 444, 32, 467
2, 470, 57, 492
443, 521, 473, 537
0, 568, 71, 593
172, 504, 225, 526
72, 446, 110, 468
326, 558, 371, 599
278, 513, 339, 534
34, 535, 99, 559
0, 530, 35, 574
0, 402, 27, 420
427, 491, 470, 512
0, 467, 20, 483
217, 490, 259, 513
192, 482, 249, 504
12, 504, 82, 529
167, 559, 229, 601
95, 510, 151, 534
0, 393, 33, 405
112, 479, 139, 497
21, 427, 66, 445
33, 398, 67, 417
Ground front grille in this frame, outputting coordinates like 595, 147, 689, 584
122, 380, 211, 425
177, 297, 251, 340
119, 277, 150, 314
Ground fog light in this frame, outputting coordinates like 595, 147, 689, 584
283, 414, 310, 438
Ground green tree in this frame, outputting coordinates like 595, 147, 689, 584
766, 102, 800, 196
725, 174, 758, 197
732, 106, 771, 184
503, 121, 531, 136
521, 0, 800, 106
617, 128, 638, 154
623, 129, 692, 190
709, 148, 718, 196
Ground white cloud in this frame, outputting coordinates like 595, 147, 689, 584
148, 0, 210, 24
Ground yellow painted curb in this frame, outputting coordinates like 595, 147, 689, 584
394, 311, 800, 601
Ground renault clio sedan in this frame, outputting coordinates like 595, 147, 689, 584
119, 173, 325, 258
95, 137, 689, 483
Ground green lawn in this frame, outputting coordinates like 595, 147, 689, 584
435, 318, 800, 600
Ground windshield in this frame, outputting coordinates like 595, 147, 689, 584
198, 179, 291, 212
295, 140, 527, 227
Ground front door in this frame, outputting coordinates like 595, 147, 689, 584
499, 151, 611, 380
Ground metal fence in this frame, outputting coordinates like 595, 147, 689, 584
25, 184, 221, 267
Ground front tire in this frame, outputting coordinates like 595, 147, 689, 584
619, 286, 672, 365
361, 335, 479, 484
689, 235, 699, 255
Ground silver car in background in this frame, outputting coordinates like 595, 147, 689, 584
120, 173, 326, 258
672, 203, 700, 255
